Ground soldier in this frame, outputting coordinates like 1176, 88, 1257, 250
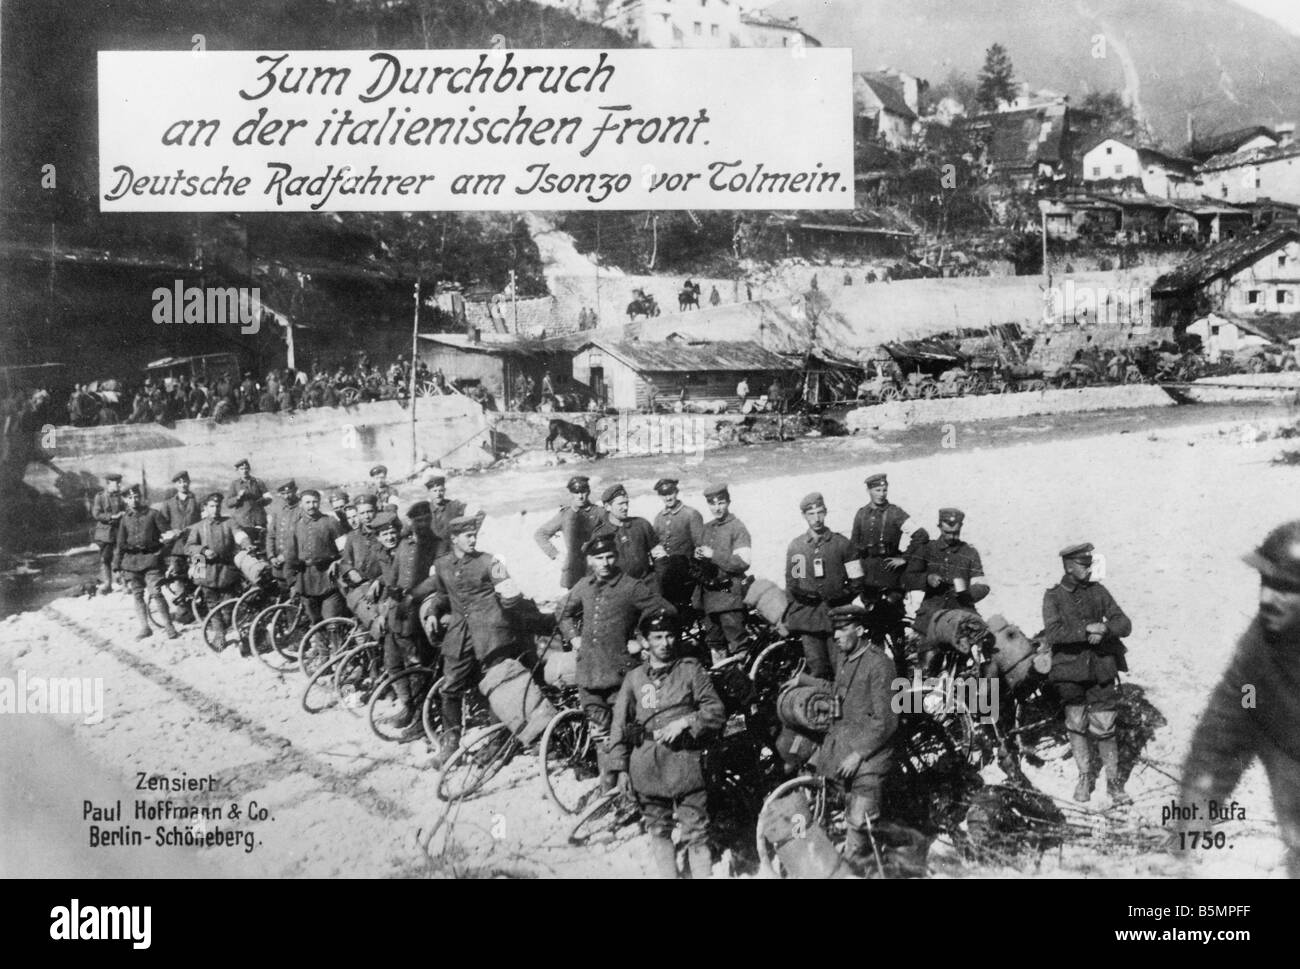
369, 464, 401, 510
157, 471, 200, 578
1179, 521, 1300, 875
559, 533, 671, 791
608, 610, 726, 879
373, 506, 437, 739
905, 508, 990, 647
696, 483, 753, 666
806, 604, 909, 874
187, 493, 250, 651
338, 494, 381, 615
784, 493, 864, 679
534, 475, 606, 591
91, 473, 126, 593
850, 472, 920, 675
1042, 542, 1133, 804
285, 489, 344, 626
426, 514, 523, 767
590, 483, 657, 582
113, 484, 179, 641
652, 478, 705, 616
424, 473, 466, 560
329, 491, 352, 536
265, 480, 302, 587
227, 458, 271, 545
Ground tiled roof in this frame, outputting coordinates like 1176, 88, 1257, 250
1152, 226, 1300, 295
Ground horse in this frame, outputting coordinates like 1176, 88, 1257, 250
626, 294, 660, 320
678, 288, 700, 311
545, 418, 598, 457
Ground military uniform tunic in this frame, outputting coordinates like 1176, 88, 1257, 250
113, 507, 168, 574
850, 501, 913, 590
158, 493, 201, 559
559, 572, 669, 691
286, 511, 343, 598
430, 549, 518, 693
1042, 574, 1132, 704
591, 515, 658, 580
535, 502, 607, 590
784, 529, 862, 635
266, 499, 303, 579
226, 475, 271, 533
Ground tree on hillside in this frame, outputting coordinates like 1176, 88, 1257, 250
1079, 90, 1149, 144
921, 69, 979, 117
976, 43, 1017, 112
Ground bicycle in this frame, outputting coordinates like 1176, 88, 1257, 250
368, 664, 440, 743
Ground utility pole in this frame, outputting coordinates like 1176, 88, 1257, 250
409, 277, 421, 466
509, 269, 518, 332
594, 215, 601, 326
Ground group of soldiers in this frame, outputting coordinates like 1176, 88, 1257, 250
86, 458, 1300, 878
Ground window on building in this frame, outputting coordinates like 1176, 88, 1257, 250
1248, 290, 1261, 304
1281, 254, 1288, 268
1105, 146, 1113, 155
1256, 177, 1262, 188
694, 21, 701, 34
1278, 289, 1293, 305
1114, 165, 1122, 175
711, 23, 718, 36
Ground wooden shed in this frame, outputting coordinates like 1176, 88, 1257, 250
570, 338, 800, 411
417, 333, 572, 409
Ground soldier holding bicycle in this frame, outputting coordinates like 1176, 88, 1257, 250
115, 483, 180, 642
850, 473, 919, 676
607, 610, 726, 879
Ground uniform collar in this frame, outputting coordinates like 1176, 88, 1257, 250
593, 569, 624, 588
710, 512, 733, 526
938, 535, 964, 549
805, 528, 829, 544
1060, 573, 1090, 592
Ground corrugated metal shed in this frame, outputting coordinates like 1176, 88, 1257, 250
575, 339, 796, 374
1152, 226, 1300, 295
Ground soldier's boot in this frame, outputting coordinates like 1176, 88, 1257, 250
132, 595, 153, 640
380, 675, 415, 729
97, 562, 113, 595
687, 843, 713, 880
1065, 705, 1095, 802
1098, 737, 1130, 806
430, 694, 463, 769
873, 820, 929, 877
648, 835, 679, 879
997, 744, 1030, 788
153, 594, 180, 641
842, 827, 879, 876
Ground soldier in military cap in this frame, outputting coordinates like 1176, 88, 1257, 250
1179, 521, 1300, 874
187, 493, 250, 649
1042, 542, 1133, 804
426, 513, 523, 767
697, 483, 754, 666
560, 531, 672, 789
285, 489, 345, 626
784, 493, 864, 679
369, 464, 401, 510
905, 508, 990, 647
534, 475, 606, 590
91, 472, 126, 593
607, 609, 726, 879
652, 478, 705, 616
158, 471, 201, 578
329, 491, 352, 536
338, 493, 382, 616
227, 459, 271, 545
265, 480, 302, 586
590, 483, 657, 582
424, 473, 466, 560
804, 604, 918, 875
850, 472, 920, 675
114, 484, 179, 640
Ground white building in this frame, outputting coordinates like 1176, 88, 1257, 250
602, 1, 820, 49
1081, 138, 1196, 198
1198, 141, 1300, 206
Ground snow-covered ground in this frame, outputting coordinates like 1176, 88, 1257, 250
3, 408, 1298, 878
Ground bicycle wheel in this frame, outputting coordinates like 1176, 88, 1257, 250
250, 603, 294, 671
750, 637, 805, 704
272, 601, 313, 662
201, 598, 238, 653
368, 666, 438, 743
334, 641, 383, 717
567, 788, 641, 847
232, 585, 276, 654
299, 617, 355, 678
755, 776, 845, 877
436, 723, 518, 803
147, 592, 175, 630
539, 708, 599, 814
301, 649, 348, 715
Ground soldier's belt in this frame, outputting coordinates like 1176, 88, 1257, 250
123, 546, 161, 554
862, 547, 897, 557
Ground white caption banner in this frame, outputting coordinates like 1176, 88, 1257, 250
98, 48, 854, 212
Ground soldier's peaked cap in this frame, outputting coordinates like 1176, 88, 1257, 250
566, 475, 591, 493
601, 483, 627, 503
300, 488, 321, 499
939, 507, 965, 523
1059, 542, 1094, 560
864, 473, 888, 487
371, 511, 400, 532
406, 500, 433, 520
1244, 520, 1300, 588
104, 472, 123, 482
640, 609, 680, 635
234, 458, 250, 468
583, 533, 617, 557
171, 470, 190, 483
654, 478, 679, 495
202, 491, 224, 504
369, 464, 387, 476
829, 603, 870, 628
799, 492, 826, 512
123, 483, 142, 497
355, 493, 379, 508
703, 482, 730, 500
424, 473, 446, 487
278, 479, 298, 493
449, 514, 480, 535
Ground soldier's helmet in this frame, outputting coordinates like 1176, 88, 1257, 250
1244, 520, 1300, 588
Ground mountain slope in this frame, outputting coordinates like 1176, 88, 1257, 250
769, 0, 1300, 146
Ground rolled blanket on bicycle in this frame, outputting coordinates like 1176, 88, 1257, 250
759, 789, 856, 879
923, 608, 990, 654
774, 725, 821, 770
188, 556, 238, 590
478, 657, 559, 746
744, 577, 789, 628
542, 648, 578, 688
982, 614, 1050, 694
234, 548, 269, 585
776, 683, 837, 734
